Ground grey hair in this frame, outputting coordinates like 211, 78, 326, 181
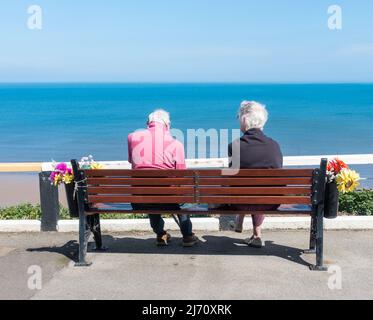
148, 109, 171, 127
238, 101, 268, 131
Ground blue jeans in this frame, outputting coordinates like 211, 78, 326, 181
131, 203, 193, 237
149, 214, 193, 237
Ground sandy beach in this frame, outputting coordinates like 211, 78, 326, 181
0, 173, 67, 207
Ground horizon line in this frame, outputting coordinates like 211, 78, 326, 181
1, 81, 373, 85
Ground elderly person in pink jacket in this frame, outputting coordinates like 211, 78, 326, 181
128, 109, 198, 247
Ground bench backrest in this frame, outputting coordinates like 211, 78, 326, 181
81, 168, 317, 207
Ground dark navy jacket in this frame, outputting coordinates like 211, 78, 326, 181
228, 128, 283, 169
227, 128, 283, 210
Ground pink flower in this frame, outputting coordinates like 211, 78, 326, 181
55, 162, 67, 172
49, 171, 57, 182
50, 163, 74, 186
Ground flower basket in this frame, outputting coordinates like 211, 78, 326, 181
324, 158, 361, 219
65, 183, 79, 218
324, 181, 339, 219
49, 157, 104, 218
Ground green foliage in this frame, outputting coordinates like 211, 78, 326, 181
59, 206, 70, 219
0, 203, 70, 220
0, 203, 40, 220
0, 203, 147, 220
339, 189, 373, 216
100, 213, 148, 220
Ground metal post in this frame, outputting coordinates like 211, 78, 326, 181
39, 171, 59, 232
310, 158, 328, 271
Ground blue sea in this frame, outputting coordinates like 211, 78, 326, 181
0, 83, 372, 183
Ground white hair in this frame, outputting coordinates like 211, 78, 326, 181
148, 109, 171, 127
238, 101, 268, 131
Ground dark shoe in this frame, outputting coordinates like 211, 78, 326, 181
156, 233, 171, 246
244, 236, 263, 248
182, 234, 199, 247
229, 221, 243, 233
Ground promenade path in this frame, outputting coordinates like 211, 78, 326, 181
0, 230, 372, 300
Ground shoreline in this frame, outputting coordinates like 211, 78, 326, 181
0, 173, 68, 207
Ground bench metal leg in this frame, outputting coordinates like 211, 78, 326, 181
88, 214, 107, 252
310, 206, 327, 271
304, 213, 317, 254
71, 159, 92, 267
308, 159, 328, 271
75, 213, 92, 267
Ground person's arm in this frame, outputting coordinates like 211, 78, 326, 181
127, 134, 133, 164
228, 142, 233, 168
274, 141, 283, 168
174, 141, 186, 170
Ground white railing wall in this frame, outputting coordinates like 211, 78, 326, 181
41, 154, 373, 171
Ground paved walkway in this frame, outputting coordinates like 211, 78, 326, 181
0, 230, 372, 300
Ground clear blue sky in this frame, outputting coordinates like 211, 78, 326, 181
1, 0, 372, 82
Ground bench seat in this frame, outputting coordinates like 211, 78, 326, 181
87, 203, 313, 216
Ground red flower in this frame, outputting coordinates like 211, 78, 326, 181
327, 159, 348, 175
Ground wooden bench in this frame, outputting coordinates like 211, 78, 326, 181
70, 158, 328, 271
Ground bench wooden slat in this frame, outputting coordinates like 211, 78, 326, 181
88, 186, 194, 195
88, 195, 195, 204
88, 195, 311, 205
87, 186, 312, 196
195, 169, 314, 177
198, 177, 312, 186
84, 169, 194, 177
84, 168, 314, 178
87, 177, 195, 186
198, 196, 311, 205
199, 186, 312, 195
86, 209, 312, 216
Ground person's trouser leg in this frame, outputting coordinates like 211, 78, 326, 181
149, 214, 166, 235
177, 214, 193, 237
234, 214, 245, 232
252, 214, 265, 228
252, 214, 265, 238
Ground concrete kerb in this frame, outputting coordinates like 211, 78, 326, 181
0, 216, 372, 233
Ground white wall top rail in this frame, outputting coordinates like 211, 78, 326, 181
40, 154, 373, 171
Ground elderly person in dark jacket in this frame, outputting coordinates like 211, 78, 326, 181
228, 101, 283, 248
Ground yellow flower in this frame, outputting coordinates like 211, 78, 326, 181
63, 173, 74, 184
336, 169, 360, 193
53, 173, 61, 186
90, 162, 104, 169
